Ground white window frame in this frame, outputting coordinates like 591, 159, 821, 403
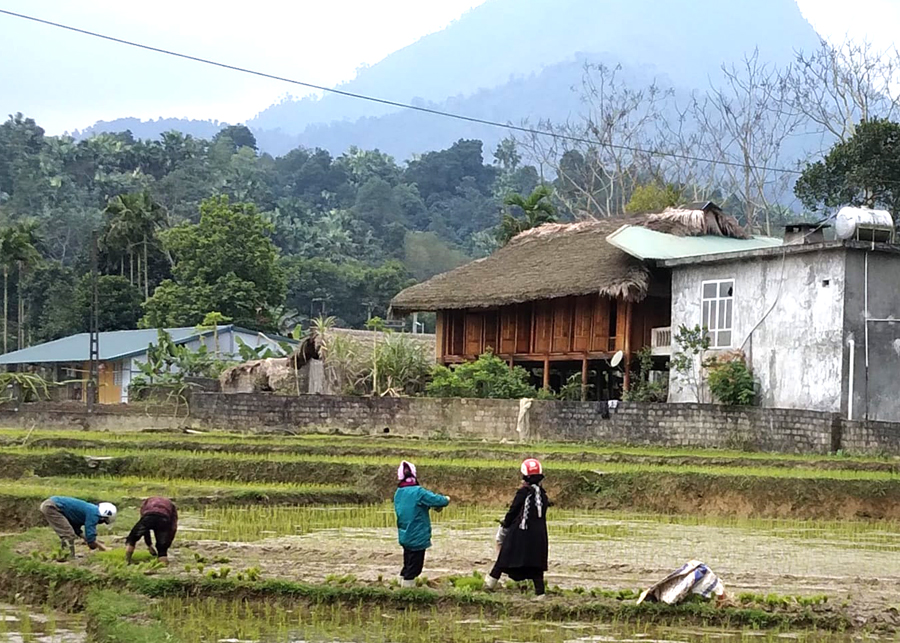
700, 279, 734, 349
112, 362, 123, 387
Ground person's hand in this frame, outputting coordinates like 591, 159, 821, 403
148, 545, 158, 557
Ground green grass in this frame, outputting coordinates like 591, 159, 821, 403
6, 445, 900, 480
3, 426, 900, 465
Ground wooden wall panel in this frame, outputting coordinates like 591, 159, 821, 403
464, 313, 483, 356
499, 308, 517, 355
483, 311, 499, 353
591, 297, 612, 353
533, 302, 552, 354
551, 297, 574, 353
516, 305, 531, 354
615, 301, 628, 352
573, 296, 593, 353
450, 312, 465, 356
435, 312, 445, 361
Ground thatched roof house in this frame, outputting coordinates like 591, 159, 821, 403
392, 202, 750, 314
390, 202, 777, 397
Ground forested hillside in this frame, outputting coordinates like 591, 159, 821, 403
0, 116, 540, 350
73, 0, 820, 158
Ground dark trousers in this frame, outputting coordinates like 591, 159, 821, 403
400, 548, 426, 580
126, 513, 174, 557
490, 563, 546, 595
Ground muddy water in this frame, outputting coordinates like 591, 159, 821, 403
180, 507, 900, 607
159, 598, 885, 643
0, 603, 84, 643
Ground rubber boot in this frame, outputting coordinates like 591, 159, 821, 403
400, 578, 416, 589
63, 539, 75, 559
484, 575, 500, 590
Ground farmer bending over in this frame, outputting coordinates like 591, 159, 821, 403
125, 496, 178, 566
39, 496, 117, 558
393, 460, 450, 588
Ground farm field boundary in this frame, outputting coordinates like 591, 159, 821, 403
0, 531, 873, 639
7, 447, 900, 519
6, 395, 900, 456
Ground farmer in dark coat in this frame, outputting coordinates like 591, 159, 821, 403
484, 458, 549, 598
124, 496, 178, 566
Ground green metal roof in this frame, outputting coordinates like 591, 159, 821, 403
605, 225, 783, 261
0, 325, 293, 365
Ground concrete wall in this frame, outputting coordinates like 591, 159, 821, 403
12, 394, 900, 455
669, 249, 846, 412
842, 250, 900, 422
190, 394, 838, 454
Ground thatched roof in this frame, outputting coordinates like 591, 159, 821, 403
391, 203, 748, 313
631, 203, 750, 239
391, 219, 649, 313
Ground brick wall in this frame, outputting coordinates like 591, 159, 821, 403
191, 393, 521, 439
840, 418, 900, 454
10, 394, 900, 455
192, 394, 843, 454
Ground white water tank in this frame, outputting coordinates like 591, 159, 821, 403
834, 206, 895, 242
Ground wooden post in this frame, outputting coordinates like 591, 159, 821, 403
542, 356, 550, 391
581, 357, 588, 401
622, 300, 633, 393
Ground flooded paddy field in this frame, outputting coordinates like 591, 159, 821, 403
3, 428, 900, 642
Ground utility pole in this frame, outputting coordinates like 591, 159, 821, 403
87, 231, 100, 413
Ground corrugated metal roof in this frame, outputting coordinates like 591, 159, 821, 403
605, 225, 783, 261
0, 326, 230, 365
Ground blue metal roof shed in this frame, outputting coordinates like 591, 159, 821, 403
0, 325, 292, 365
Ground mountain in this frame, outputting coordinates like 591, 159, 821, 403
77, 0, 822, 158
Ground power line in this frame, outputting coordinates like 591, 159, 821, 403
0, 8, 806, 177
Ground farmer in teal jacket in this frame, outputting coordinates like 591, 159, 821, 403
393, 460, 450, 588
39, 496, 117, 558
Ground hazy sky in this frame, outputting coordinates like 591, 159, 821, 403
1, 0, 898, 134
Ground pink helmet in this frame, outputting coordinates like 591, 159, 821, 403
520, 458, 542, 476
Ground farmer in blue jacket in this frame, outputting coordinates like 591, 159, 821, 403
39, 496, 117, 558
393, 460, 449, 588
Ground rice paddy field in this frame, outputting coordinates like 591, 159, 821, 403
3, 426, 900, 643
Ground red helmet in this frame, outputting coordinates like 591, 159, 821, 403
520, 458, 542, 476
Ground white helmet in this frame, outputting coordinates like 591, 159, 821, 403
98, 502, 117, 523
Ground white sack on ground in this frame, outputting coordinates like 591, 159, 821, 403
637, 560, 725, 605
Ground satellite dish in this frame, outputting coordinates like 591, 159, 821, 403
610, 350, 624, 367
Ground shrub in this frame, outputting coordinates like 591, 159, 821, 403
706, 357, 756, 406
426, 351, 538, 399
623, 347, 667, 402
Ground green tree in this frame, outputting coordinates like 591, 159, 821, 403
101, 191, 167, 300
0, 221, 41, 352
282, 257, 413, 328
75, 275, 143, 332
795, 118, 900, 218
497, 185, 558, 245
142, 196, 286, 329
625, 184, 683, 214
402, 231, 469, 281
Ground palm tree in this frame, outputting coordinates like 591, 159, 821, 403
496, 185, 558, 246
0, 221, 40, 353
101, 191, 167, 301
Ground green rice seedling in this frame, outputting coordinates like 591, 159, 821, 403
11, 444, 900, 481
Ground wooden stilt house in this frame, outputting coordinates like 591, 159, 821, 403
390, 203, 763, 399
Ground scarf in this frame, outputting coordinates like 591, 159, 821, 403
519, 483, 544, 530
397, 460, 418, 488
